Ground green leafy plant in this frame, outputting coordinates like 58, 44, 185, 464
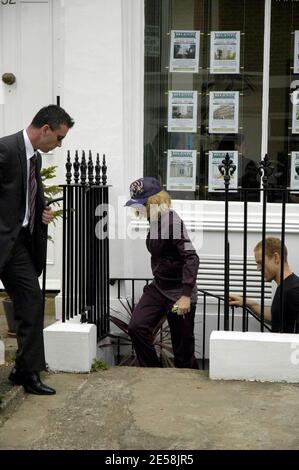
91, 358, 109, 372
40, 165, 63, 240
110, 299, 175, 367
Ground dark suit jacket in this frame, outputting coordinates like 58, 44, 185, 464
0, 131, 47, 276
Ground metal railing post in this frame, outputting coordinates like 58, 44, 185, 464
218, 153, 236, 331
60, 150, 110, 339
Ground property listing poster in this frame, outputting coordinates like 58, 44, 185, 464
294, 31, 299, 74
145, 25, 160, 57
208, 151, 238, 192
209, 91, 239, 133
292, 90, 299, 133
290, 152, 299, 190
210, 31, 240, 74
167, 149, 197, 191
169, 30, 200, 73
168, 91, 198, 133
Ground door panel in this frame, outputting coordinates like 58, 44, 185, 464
0, 0, 56, 271
0, 0, 53, 135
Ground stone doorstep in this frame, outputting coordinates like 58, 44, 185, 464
0, 359, 25, 422
0, 314, 56, 420
0, 367, 58, 421
0, 383, 25, 423
0, 340, 4, 366
0, 319, 112, 418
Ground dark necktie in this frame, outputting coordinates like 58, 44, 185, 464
29, 154, 38, 234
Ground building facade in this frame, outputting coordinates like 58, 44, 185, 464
1, 1, 299, 343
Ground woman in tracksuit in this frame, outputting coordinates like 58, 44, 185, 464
125, 177, 199, 368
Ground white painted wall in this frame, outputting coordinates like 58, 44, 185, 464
49, 0, 145, 280
54, 0, 125, 277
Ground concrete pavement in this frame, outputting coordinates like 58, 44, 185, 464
1, 301, 299, 451
1, 366, 299, 450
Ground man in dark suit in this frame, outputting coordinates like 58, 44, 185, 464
0, 105, 74, 395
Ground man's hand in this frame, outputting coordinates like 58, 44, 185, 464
42, 207, 54, 225
229, 294, 244, 307
176, 296, 191, 315
229, 294, 271, 322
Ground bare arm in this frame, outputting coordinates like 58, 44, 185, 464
229, 294, 271, 322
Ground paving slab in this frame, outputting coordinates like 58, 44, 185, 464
0, 367, 299, 450
0, 312, 57, 418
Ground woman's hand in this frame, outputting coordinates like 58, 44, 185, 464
176, 296, 191, 315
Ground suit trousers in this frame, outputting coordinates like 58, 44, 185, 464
1, 228, 46, 371
128, 283, 198, 368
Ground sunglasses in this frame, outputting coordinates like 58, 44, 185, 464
49, 126, 66, 142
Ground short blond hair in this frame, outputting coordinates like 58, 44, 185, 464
254, 237, 288, 262
145, 190, 171, 218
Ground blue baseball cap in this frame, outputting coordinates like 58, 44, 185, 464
125, 177, 162, 206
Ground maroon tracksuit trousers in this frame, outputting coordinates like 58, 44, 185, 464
128, 284, 198, 368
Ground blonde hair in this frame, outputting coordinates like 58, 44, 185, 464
145, 190, 171, 218
254, 237, 288, 262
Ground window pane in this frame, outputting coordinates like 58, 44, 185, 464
268, 0, 299, 203
144, 0, 264, 202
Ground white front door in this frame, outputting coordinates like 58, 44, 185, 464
0, 0, 54, 135
0, 0, 63, 284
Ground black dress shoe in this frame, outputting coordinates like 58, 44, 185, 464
8, 366, 25, 385
23, 372, 56, 395
9, 368, 56, 395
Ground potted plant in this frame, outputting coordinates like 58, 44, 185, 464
2, 165, 62, 337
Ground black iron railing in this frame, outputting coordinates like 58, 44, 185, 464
198, 288, 272, 369
108, 155, 298, 366
60, 150, 110, 339
220, 153, 299, 334
109, 278, 271, 369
